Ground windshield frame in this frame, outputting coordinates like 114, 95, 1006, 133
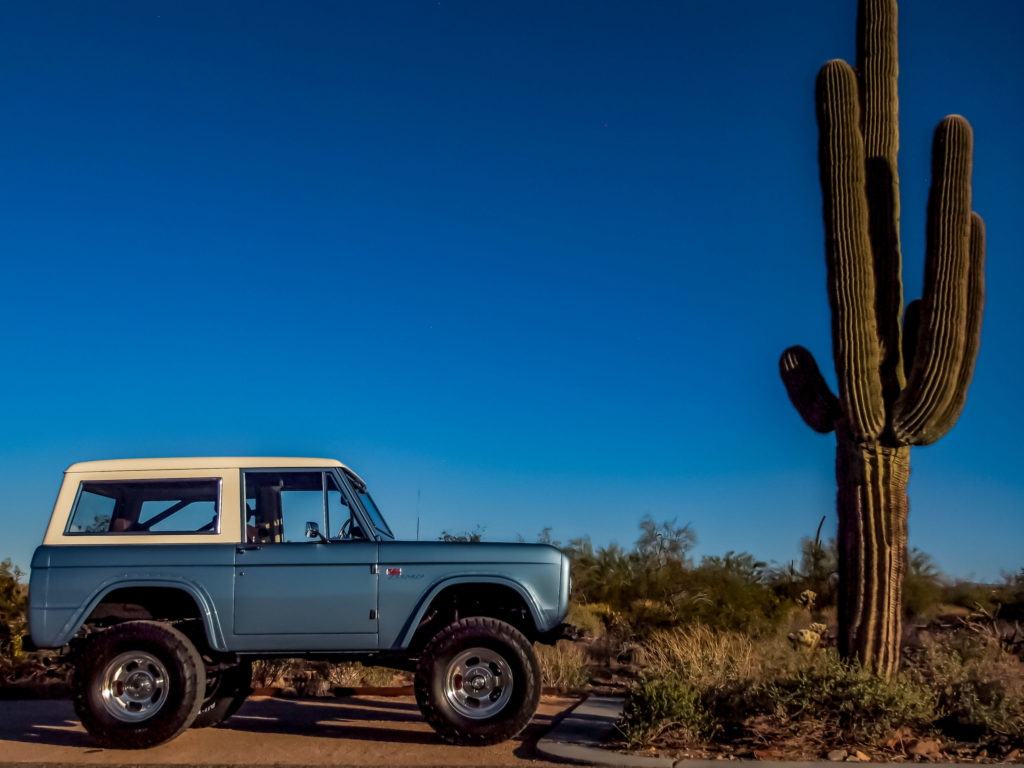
341, 467, 394, 539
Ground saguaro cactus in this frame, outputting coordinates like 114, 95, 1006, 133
780, 0, 985, 678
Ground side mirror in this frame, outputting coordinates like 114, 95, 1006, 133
305, 521, 328, 543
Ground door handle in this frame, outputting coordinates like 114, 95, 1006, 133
236, 545, 262, 553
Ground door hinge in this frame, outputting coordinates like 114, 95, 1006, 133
370, 564, 378, 574
369, 609, 377, 620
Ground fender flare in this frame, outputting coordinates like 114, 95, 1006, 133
394, 574, 550, 650
56, 576, 228, 651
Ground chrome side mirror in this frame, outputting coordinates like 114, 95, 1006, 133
305, 521, 328, 543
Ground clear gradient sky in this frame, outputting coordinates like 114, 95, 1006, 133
1, 1, 1021, 580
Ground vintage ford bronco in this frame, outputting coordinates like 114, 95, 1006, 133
28, 458, 571, 748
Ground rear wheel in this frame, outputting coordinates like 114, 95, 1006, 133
192, 660, 253, 728
72, 621, 204, 749
414, 617, 540, 746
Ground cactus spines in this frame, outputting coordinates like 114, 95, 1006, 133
780, 0, 985, 677
893, 117, 977, 445
816, 59, 886, 443
857, 0, 903, 410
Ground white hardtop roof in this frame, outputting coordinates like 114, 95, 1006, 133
65, 457, 362, 483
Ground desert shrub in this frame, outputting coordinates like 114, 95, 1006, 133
992, 569, 1024, 624
564, 518, 696, 614
566, 602, 604, 639
766, 651, 938, 744
679, 553, 789, 635
941, 580, 1003, 615
438, 526, 485, 543
903, 549, 945, 621
535, 640, 589, 692
251, 658, 292, 688
619, 674, 712, 748
0, 559, 28, 679
251, 659, 397, 693
629, 627, 942, 749
766, 532, 839, 612
904, 632, 1024, 738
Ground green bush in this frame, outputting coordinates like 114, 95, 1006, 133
904, 633, 1024, 738
566, 602, 604, 639
902, 549, 945, 621
0, 559, 28, 677
619, 674, 712, 748
767, 651, 938, 744
678, 553, 789, 635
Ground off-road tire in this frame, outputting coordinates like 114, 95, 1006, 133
414, 617, 540, 746
72, 620, 204, 749
191, 660, 253, 728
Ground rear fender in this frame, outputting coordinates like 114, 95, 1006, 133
51, 577, 226, 651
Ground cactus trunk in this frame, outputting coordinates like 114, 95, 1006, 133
835, 434, 909, 678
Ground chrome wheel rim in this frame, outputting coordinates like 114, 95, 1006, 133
100, 651, 169, 722
443, 647, 513, 719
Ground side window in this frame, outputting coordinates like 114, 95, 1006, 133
66, 479, 221, 534
244, 471, 325, 544
326, 474, 366, 540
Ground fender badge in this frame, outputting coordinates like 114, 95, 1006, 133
386, 567, 402, 576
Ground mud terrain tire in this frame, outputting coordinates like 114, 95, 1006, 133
72, 620, 204, 749
414, 617, 540, 746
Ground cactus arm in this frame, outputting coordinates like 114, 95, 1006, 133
907, 212, 985, 445
816, 60, 886, 441
893, 116, 974, 444
900, 299, 921, 381
857, 0, 905, 402
780, 346, 841, 434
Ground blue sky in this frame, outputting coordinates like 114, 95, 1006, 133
1, 1, 1021, 580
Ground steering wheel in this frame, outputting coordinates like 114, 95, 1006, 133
340, 518, 352, 539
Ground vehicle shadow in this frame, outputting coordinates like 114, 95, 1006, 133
512, 697, 583, 761
0, 697, 441, 749
0, 700, 93, 748
0, 695, 573, 753
220, 697, 439, 744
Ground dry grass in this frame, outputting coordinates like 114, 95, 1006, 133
636, 623, 793, 691
535, 639, 590, 692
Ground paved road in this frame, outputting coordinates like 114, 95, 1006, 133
0, 695, 579, 767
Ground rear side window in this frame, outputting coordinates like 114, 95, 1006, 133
66, 479, 221, 535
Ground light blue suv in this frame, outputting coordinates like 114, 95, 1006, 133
28, 457, 571, 749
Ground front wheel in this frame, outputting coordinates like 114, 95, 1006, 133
414, 617, 540, 746
72, 621, 204, 749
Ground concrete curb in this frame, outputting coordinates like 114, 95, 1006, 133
535, 696, 674, 767
533, 697, 994, 768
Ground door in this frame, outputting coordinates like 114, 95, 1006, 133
233, 470, 379, 648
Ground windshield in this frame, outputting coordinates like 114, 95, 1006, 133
358, 491, 393, 538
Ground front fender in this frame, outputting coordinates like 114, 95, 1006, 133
393, 575, 549, 650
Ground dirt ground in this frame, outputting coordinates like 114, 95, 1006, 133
0, 694, 579, 767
